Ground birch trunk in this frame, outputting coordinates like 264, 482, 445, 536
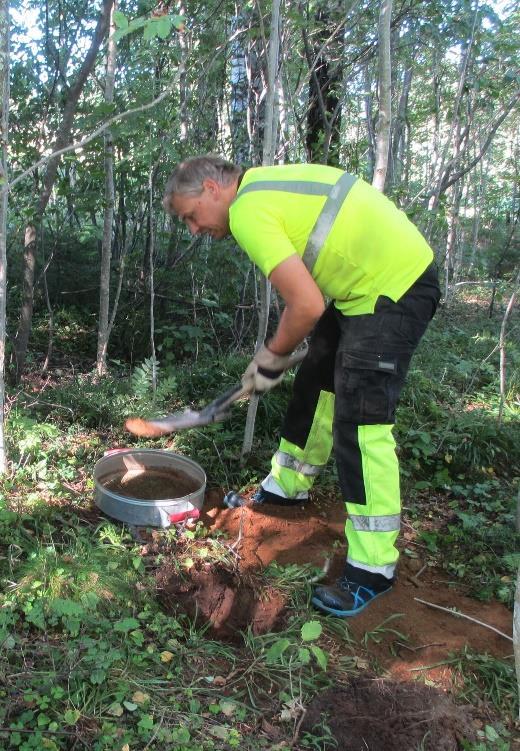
372, 0, 392, 192
96, 1, 117, 376
241, 0, 281, 460
148, 168, 157, 392
0, 0, 9, 474
498, 267, 519, 425
229, 7, 250, 163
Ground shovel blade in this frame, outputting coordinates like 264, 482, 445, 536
125, 409, 205, 437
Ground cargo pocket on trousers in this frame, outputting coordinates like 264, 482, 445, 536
335, 350, 398, 424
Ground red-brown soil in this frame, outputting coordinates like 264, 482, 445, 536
157, 564, 289, 638
196, 489, 513, 678
152, 487, 515, 751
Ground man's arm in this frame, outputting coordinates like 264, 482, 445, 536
267, 255, 325, 355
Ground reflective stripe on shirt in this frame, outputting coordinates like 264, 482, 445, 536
236, 180, 332, 198
303, 172, 357, 271
235, 172, 358, 272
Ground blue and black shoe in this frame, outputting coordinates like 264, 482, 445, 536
312, 565, 393, 617
223, 486, 305, 509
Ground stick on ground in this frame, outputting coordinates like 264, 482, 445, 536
414, 597, 513, 642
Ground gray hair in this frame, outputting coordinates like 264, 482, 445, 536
163, 154, 241, 210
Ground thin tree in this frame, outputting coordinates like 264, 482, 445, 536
498, 266, 519, 425
241, 0, 281, 460
0, 0, 8, 474
372, 0, 392, 191
97, 1, 118, 376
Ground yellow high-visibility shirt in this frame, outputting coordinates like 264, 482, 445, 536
229, 164, 433, 315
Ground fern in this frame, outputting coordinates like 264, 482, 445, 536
130, 357, 177, 406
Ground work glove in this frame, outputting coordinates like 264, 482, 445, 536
242, 344, 293, 394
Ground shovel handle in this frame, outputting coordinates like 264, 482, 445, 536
201, 347, 308, 415
286, 347, 308, 368
124, 347, 308, 436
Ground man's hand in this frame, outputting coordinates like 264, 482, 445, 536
242, 344, 293, 393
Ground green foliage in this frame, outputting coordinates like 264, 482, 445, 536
130, 356, 177, 404
452, 648, 517, 717
300, 719, 338, 750
462, 723, 512, 751
112, 10, 184, 43
248, 619, 328, 674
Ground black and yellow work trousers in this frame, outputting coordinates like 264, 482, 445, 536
261, 264, 441, 579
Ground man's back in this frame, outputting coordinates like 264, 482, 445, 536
230, 164, 433, 314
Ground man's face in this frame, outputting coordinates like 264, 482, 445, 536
170, 179, 231, 240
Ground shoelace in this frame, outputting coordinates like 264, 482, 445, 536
337, 577, 355, 592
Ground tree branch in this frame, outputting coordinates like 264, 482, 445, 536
7, 72, 180, 194
439, 90, 520, 195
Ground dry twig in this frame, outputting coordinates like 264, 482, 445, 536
414, 597, 513, 642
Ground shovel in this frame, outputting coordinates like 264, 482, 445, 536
124, 348, 308, 438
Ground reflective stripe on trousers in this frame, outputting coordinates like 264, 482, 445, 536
275, 450, 323, 476
263, 390, 334, 500
264, 417, 401, 576
263, 449, 324, 500
348, 514, 400, 532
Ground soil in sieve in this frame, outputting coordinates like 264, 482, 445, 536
99, 467, 200, 500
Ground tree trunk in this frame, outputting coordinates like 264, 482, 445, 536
388, 62, 412, 190
0, 0, 9, 474
148, 167, 157, 391
498, 267, 519, 425
427, 8, 477, 213
303, 5, 343, 165
96, 1, 117, 376
229, 6, 250, 162
241, 0, 281, 460
364, 66, 375, 177
444, 178, 464, 306
13, 0, 114, 383
372, 0, 392, 191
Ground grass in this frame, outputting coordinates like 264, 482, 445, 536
1, 290, 519, 749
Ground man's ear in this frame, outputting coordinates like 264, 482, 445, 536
202, 178, 220, 197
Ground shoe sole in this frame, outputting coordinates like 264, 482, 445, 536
311, 587, 391, 617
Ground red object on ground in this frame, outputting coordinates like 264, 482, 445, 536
169, 508, 200, 524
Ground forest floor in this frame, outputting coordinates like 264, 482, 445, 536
2, 292, 518, 749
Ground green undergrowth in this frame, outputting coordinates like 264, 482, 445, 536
1, 292, 518, 748
0, 504, 337, 750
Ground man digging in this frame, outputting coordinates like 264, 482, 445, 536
162, 155, 441, 618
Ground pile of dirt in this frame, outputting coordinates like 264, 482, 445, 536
156, 563, 288, 640
299, 676, 477, 751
